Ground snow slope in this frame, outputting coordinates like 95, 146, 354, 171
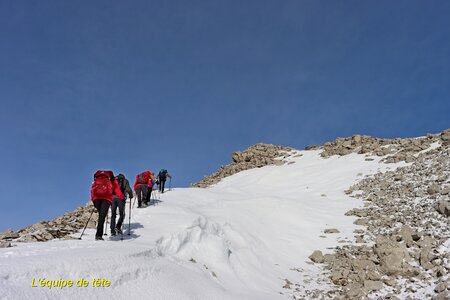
0, 150, 404, 300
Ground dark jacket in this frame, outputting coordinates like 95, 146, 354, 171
157, 170, 172, 182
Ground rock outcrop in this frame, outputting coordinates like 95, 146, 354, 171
315, 128, 450, 165
192, 143, 294, 188
1, 202, 98, 244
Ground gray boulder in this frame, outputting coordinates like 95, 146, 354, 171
309, 250, 325, 263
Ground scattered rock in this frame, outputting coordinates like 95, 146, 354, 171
306, 128, 450, 300
433, 291, 450, 300
0, 241, 11, 248
309, 250, 325, 263
305, 145, 321, 150
436, 201, 450, 217
363, 280, 383, 291
428, 184, 441, 195
0, 229, 20, 240
283, 279, 293, 289
434, 282, 448, 293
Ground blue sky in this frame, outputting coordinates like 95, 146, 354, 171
1, 0, 449, 231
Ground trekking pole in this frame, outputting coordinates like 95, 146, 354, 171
104, 207, 109, 236
128, 196, 132, 236
169, 178, 172, 191
120, 223, 124, 241
79, 209, 95, 240
154, 190, 158, 205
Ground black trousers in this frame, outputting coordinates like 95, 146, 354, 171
159, 180, 166, 192
136, 185, 148, 207
110, 197, 125, 232
93, 199, 111, 238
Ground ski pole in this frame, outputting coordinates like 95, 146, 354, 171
104, 207, 109, 236
169, 177, 172, 191
128, 196, 132, 235
79, 209, 95, 240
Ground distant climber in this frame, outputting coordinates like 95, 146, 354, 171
134, 171, 153, 208
157, 169, 172, 193
91, 170, 124, 240
144, 172, 157, 206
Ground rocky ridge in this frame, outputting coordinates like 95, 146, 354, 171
321, 130, 450, 164
0, 202, 97, 244
192, 143, 295, 188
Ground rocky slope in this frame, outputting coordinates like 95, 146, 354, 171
0, 202, 96, 245
297, 129, 450, 300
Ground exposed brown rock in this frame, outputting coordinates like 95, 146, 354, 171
192, 143, 294, 188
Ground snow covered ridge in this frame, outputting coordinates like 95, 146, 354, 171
0, 146, 384, 300
0, 129, 449, 300
1, 129, 449, 245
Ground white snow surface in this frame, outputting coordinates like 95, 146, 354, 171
0, 150, 401, 300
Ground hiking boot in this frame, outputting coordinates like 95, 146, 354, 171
111, 231, 116, 236
95, 236, 104, 241
116, 227, 123, 235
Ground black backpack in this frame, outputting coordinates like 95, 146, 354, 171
116, 174, 126, 194
159, 169, 168, 180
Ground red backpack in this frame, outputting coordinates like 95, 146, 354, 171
92, 171, 113, 199
136, 172, 149, 184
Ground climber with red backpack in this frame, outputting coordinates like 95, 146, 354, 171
91, 170, 124, 240
144, 172, 157, 206
134, 171, 153, 208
